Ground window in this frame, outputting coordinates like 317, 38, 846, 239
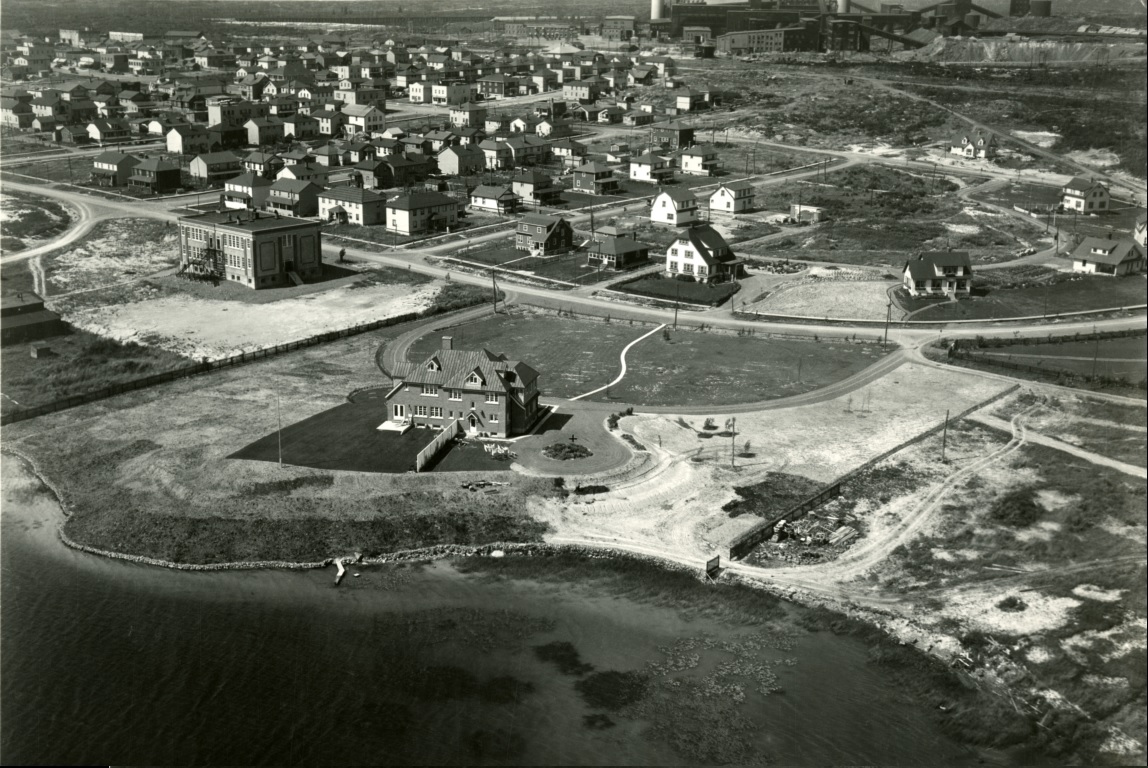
669, 261, 678, 272
489, 413, 498, 423
415, 405, 428, 417
421, 384, 438, 396
430, 406, 442, 418
467, 373, 482, 385
486, 392, 499, 404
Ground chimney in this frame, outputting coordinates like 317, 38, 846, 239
441, 335, 453, 350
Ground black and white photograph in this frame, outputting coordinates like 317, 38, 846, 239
1, 0, 1145, 764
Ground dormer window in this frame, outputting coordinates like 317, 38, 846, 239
426, 360, 440, 371
467, 372, 483, 385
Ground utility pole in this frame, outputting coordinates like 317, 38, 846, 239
883, 300, 892, 350
941, 409, 950, 462
491, 268, 498, 313
727, 417, 736, 468
673, 281, 680, 329
1091, 329, 1100, 378
276, 389, 283, 468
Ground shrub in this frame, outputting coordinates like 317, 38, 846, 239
988, 488, 1043, 527
543, 442, 592, 461
997, 596, 1027, 613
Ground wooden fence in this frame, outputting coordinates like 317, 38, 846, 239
415, 419, 463, 471
1, 309, 441, 427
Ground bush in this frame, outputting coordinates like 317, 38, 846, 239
988, 488, 1043, 527
543, 442, 592, 461
997, 596, 1027, 613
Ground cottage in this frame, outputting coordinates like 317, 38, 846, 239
709, 180, 754, 214
189, 150, 243, 184
385, 191, 459, 236
469, 184, 520, 215
587, 231, 649, 271
630, 152, 673, 184
319, 187, 387, 225
949, 129, 996, 159
665, 225, 743, 284
1070, 236, 1145, 276
572, 162, 619, 195
178, 209, 322, 289
383, 337, 541, 438
90, 151, 139, 187
902, 251, 974, 297
1061, 177, 1110, 214
515, 213, 574, 255
223, 171, 273, 209
265, 178, 320, 217
651, 188, 699, 226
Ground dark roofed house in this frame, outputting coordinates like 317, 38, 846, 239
383, 336, 542, 438
588, 231, 650, 271
511, 169, 562, 207
90, 150, 139, 186
1, 292, 68, 346
129, 157, 181, 193
572, 161, 619, 195
902, 251, 973, 297
515, 213, 574, 255
385, 191, 459, 236
1070, 236, 1145, 277
665, 224, 743, 284
266, 178, 321, 217
469, 184, 520, 215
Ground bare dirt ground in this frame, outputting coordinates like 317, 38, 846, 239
43, 218, 179, 295
742, 275, 900, 321
60, 281, 443, 361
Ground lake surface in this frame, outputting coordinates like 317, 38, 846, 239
1, 455, 996, 765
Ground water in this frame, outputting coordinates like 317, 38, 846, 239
1, 456, 995, 765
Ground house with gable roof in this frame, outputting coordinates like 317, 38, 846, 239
1070, 236, 1145, 277
222, 171, 273, 210
665, 224, 743, 284
385, 191, 459, 235
572, 161, 619, 195
709, 180, 755, 214
1061, 177, 1110, 214
587, 228, 650, 271
469, 184, 520, 215
90, 151, 139, 186
902, 251, 974, 297
651, 187, 699, 226
384, 336, 541, 438
515, 213, 573, 254
949, 129, 996, 159
630, 151, 674, 184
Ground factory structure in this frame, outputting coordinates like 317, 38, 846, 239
648, 0, 1055, 53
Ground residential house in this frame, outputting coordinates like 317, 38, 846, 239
902, 251, 974, 297
276, 161, 328, 186
90, 151, 139, 186
679, 144, 719, 176
1070, 236, 1145, 276
469, 184, 520, 215
510, 115, 541, 135
949, 129, 996, 159
85, 118, 131, 144
319, 186, 387, 225
709, 180, 754, 214
425, 129, 458, 153
515, 213, 574, 254
386, 191, 459, 236
431, 81, 470, 106
449, 102, 486, 128
630, 152, 674, 184
511, 170, 563, 207
653, 120, 694, 150
505, 134, 550, 167
311, 142, 343, 167
674, 88, 710, 112
484, 114, 511, 134
598, 104, 627, 124
1061, 177, 1110, 214
222, 171, 273, 210
1135, 211, 1147, 249
551, 137, 587, 161
244, 117, 284, 146
408, 80, 433, 104
243, 150, 284, 178
265, 178, 320, 217
128, 157, 181, 193
790, 204, 825, 223
665, 224, 743, 284
479, 139, 513, 170
587, 231, 650, 271
310, 108, 346, 137
166, 124, 213, 155
383, 336, 541, 438
563, 79, 600, 103
177, 209, 322, 289
651, 187, 699, 226
0, 98, 34, 128
437, 144, 485, 177
189, 150, 243, 184
477, 73, 514, 100
572, 162, 620, 195
536, 117, 574, 138
207, 96, 270, 129
622, 109, 654, 127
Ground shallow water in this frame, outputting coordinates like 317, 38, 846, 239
1, 456, 998, 765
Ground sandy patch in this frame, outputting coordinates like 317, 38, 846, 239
1100, 729, 1145, 756
943, 223, 982, 235
67, 281, 441, 361
1034, 489, 1075, 512
1100, 518, 1148, 546
1063, 620, 1147, 664
1011, 130, 1061, 149
944, 589, 1080, 635
1073, 584, 1126, 603
1065, 149, 1122, 169
744, 280, 898, 321
47, 219, 179, 293
1027, 645, 1052, 663
1013, 520, 1061, 542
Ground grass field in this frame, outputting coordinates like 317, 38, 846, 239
911, 273, 1147, 321
0, 329, 191, 416
454, 241, 623, 285
406, 309, 893, 406
612, 274, 740, 306
975, 336, 1147, 382
0, 190, 74, 254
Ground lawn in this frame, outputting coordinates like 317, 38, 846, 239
610, 329, 893, 407
0, 190, 74, 254
406, 310, 644, 399
452, 241, 623, 286
405, 308, 895, 407
0, 329, 190, 417
612, 273, 740, 307
973, 335, 1147, 382
911, 273, 1147, 321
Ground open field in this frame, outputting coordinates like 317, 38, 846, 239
452, 241, 622, 285
975, 336, 1147, 382
741, 272, 898, 321
0, 329, 191, 417
0, 190, 74, 254
43, 218, 179, 295
1, 323, 559, 564
910, 273, 1147, 321
1018, 389, 1147, 468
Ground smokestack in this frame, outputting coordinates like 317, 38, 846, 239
651, 0, 663, 22
442, 336, 453, 350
